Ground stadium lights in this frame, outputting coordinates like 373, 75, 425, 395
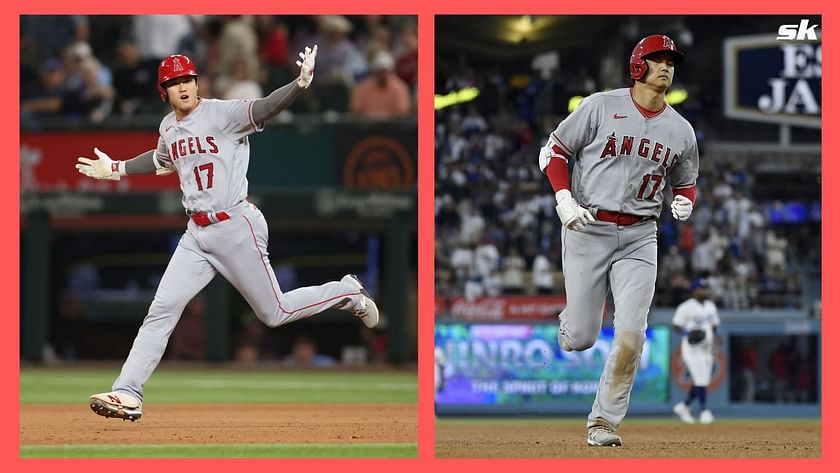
567, 88, 689, 113
434, 87, 481, 110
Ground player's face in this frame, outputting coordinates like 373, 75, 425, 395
643, 53, 675, 90
163, 76, 199, 113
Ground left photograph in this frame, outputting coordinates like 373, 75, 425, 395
20, 14, 417, 458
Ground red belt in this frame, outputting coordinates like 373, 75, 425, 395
190, 211, 230, 227
595, 210, 650, 226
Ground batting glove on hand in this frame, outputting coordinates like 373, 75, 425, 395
555, 189, 595, 231
671, 195, 693, 221
296, 44, 318, 89
76, 147, 120, 181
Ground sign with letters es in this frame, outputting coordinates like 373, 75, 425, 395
724, 32, 821, 128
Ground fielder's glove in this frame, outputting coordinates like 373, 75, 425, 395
296, 44, 318, 89
687, 329, 706, 345
671, 195, 693, 221
76, 147, 120, 181
555, 189, 595, 231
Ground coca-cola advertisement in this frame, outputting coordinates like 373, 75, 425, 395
440, 296, 567, 321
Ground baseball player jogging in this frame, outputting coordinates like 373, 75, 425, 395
539, 35, 698, 446
672, 278, 720, 424
78, 46, 379, 422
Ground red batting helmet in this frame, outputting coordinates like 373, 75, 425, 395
629, 35, 684, 81
157, 54, 199, 102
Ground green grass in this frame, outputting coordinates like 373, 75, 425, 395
20, 443, 416, 458
21, 367, 416, 404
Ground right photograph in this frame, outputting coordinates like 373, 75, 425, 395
434, 15, 821, 457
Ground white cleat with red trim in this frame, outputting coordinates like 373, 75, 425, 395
342, 274, 380, 328
89, 391, 142, 421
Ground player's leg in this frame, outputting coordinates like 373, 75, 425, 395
588, 222, 657, 432
113, 233, 217, 399
207, 204, 376, 328
558, 223, 613, 351
90, 232, 216, 420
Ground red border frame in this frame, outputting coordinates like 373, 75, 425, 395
7, 1, 833, 472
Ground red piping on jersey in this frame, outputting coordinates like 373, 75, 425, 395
630, 91, 666, 119
242, 215, 361, 315
545, 157, 570, 192
247, 100, 257, 131
672, 185, 697, 204
550, 133, 573, 157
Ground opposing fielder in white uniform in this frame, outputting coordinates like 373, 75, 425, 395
672, 279, 720, 424
539, 35, 699, 446
78, 46, 379, 421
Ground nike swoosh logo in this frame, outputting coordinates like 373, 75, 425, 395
614, 114, 628, 119
165, 125, 174, 132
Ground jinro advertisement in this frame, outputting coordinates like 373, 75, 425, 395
435, 323, 670, 408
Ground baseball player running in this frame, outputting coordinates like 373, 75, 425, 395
672, 278, 720, 424
78, 46, 379, 422
539, 35, 698, 446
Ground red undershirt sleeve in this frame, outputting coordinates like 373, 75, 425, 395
545, 154, 570, 192
672, 186, 697, 204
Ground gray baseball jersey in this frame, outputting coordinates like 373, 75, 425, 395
673, 298, 720, 386
539, 88, 699, 215
111, 97, 367, 402
542, 88, 699, 432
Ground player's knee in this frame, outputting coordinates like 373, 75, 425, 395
564, 327, 599, 351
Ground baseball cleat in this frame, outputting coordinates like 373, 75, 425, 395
699, 409, 714, 424
89, 391, 142, 422
673, 401, 695, 424
342, 274, 379, 328
587, 427, 622, 447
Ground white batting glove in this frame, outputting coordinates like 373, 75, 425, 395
76, 147, 120, 181
555, 189, 595, 231
296, 44, 318, 89
671, 195, 693, 221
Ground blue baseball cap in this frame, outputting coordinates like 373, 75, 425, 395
690, 278, 710, 291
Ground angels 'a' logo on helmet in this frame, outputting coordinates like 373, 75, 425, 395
173, 59, 184, 72
663, 37, 675, 49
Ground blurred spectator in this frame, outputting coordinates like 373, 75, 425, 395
501, 247, 526, 294
769, 341, 790, 403
21, 58, 67, 119
283, 335, 336, 368
738, 341, 758, 402
133, 15, 194, 62
394, 22, 418, 89
218, 15, 260, 90
350, 50, 411, 119
219, 56, 263, 100
168, 296, 207, 361
532, 253, 554, 295
234, 312, 268, 363
315, 15, 366, 85
112, 41, 160, 116
21, 15, 89, 63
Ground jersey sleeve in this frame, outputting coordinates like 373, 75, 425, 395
711, 302, 721, 327
672, 302, 688, 327
539, 95, 600, 172
154, 135, 173, 168
668, 124, 699, 189
209, 98, 266, 141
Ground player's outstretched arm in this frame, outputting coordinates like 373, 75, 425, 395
76, 148, 167, 180
252, 44, 318, 124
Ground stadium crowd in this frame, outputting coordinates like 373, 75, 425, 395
21, 15, 417, 128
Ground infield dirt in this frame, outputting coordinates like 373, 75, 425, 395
435, 419, 820, 458
22, 403, 416, 445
